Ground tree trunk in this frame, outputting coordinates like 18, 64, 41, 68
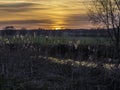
115, 38, 120, 68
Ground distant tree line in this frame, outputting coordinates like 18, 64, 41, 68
0, 29, 109, 37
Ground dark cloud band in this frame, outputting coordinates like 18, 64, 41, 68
0, 20, 53, 24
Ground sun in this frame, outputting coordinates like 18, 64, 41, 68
55, 27, 61, 30
54, 26, 65, 30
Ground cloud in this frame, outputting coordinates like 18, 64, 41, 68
0, 7, 48, 12
0, 0, 91, 29
0, 3, 36, 8
0, 19, 53, 24
0, 2, 43, 12
65, 14, 88, 23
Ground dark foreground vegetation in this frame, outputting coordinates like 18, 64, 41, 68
0, 43, 120, 90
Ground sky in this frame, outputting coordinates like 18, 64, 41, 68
0, 0, 93, 30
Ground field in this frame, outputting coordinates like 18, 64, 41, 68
0, 35, 120, 90
0, 35, 112, 45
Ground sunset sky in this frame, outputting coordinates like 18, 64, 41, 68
0, 0, 93, 30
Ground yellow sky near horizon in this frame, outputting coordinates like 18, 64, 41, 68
0, 0, 93, 29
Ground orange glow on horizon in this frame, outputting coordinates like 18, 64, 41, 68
0, 0, 94, 29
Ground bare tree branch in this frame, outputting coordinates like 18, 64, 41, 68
87, 0, 120, 63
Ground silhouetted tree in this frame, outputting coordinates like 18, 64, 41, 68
87, 0, 120, 65
4, 26, 15, 30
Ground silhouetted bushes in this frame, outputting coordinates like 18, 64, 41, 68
0, 43, 120, 90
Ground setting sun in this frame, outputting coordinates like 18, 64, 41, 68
55, 27, 63, 30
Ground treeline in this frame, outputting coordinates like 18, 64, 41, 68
0, 29, 109, 37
